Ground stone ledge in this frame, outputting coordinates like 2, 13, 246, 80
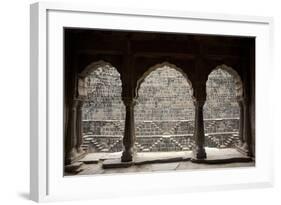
102, 156, 191, 168
102, 159, 133, 169
191, 157, 252, 164
102, 156, 252, 169
134, 157, 191, 165
65, 162, 84, 174
96, 148, 253, 169
79, 158, 99, 164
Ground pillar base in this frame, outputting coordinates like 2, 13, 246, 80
235, 140, 243, 147
65, 148, 86, 165
121, 150, 133, 162
76, 147, 85, 154
236, 143, 251, 157
192, 147, 207, 160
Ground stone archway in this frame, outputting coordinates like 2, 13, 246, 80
77, 60, 125, 153
204, 64, 244, 150
134, 62, 195, 153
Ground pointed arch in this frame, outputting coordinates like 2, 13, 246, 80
78, 60, 125, 153
134, 62, 195, 152
204, 64, 242, 148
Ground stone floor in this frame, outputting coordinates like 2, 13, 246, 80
65, 148, 255, 176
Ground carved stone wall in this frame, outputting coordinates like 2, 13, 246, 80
135, 66, 195, 121
204, 69, 239, 119
82, 65, 125, 121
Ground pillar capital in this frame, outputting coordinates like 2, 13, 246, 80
122, 97, 137, 107
192, 81, 207, 103
236, 96, 246, 104
193, 98, 206, 107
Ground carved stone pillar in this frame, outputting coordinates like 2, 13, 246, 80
121, 97, 136, 162
237, 98, 244, 146
65, 100, 79, 164
236, 97, 252, 156
242, 98, 251, 156
76, 100, 84, 153
193, 99, 207, 159
65, 99, 86, 166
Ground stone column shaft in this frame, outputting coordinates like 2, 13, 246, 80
65, 99, 86, 165
121, 98, 136, 162
76, 100, 84, 153
238, 99, 244, 145
65, 100, 79, 165
242, 98, 252, 156
193, 100, 207, 159
71, 100, 78, 152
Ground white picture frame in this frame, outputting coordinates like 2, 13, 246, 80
30, 1, 274, 202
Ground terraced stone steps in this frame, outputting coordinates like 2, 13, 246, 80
81, 132, 239, 153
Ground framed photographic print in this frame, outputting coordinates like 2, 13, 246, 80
30, 1, 274, 202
